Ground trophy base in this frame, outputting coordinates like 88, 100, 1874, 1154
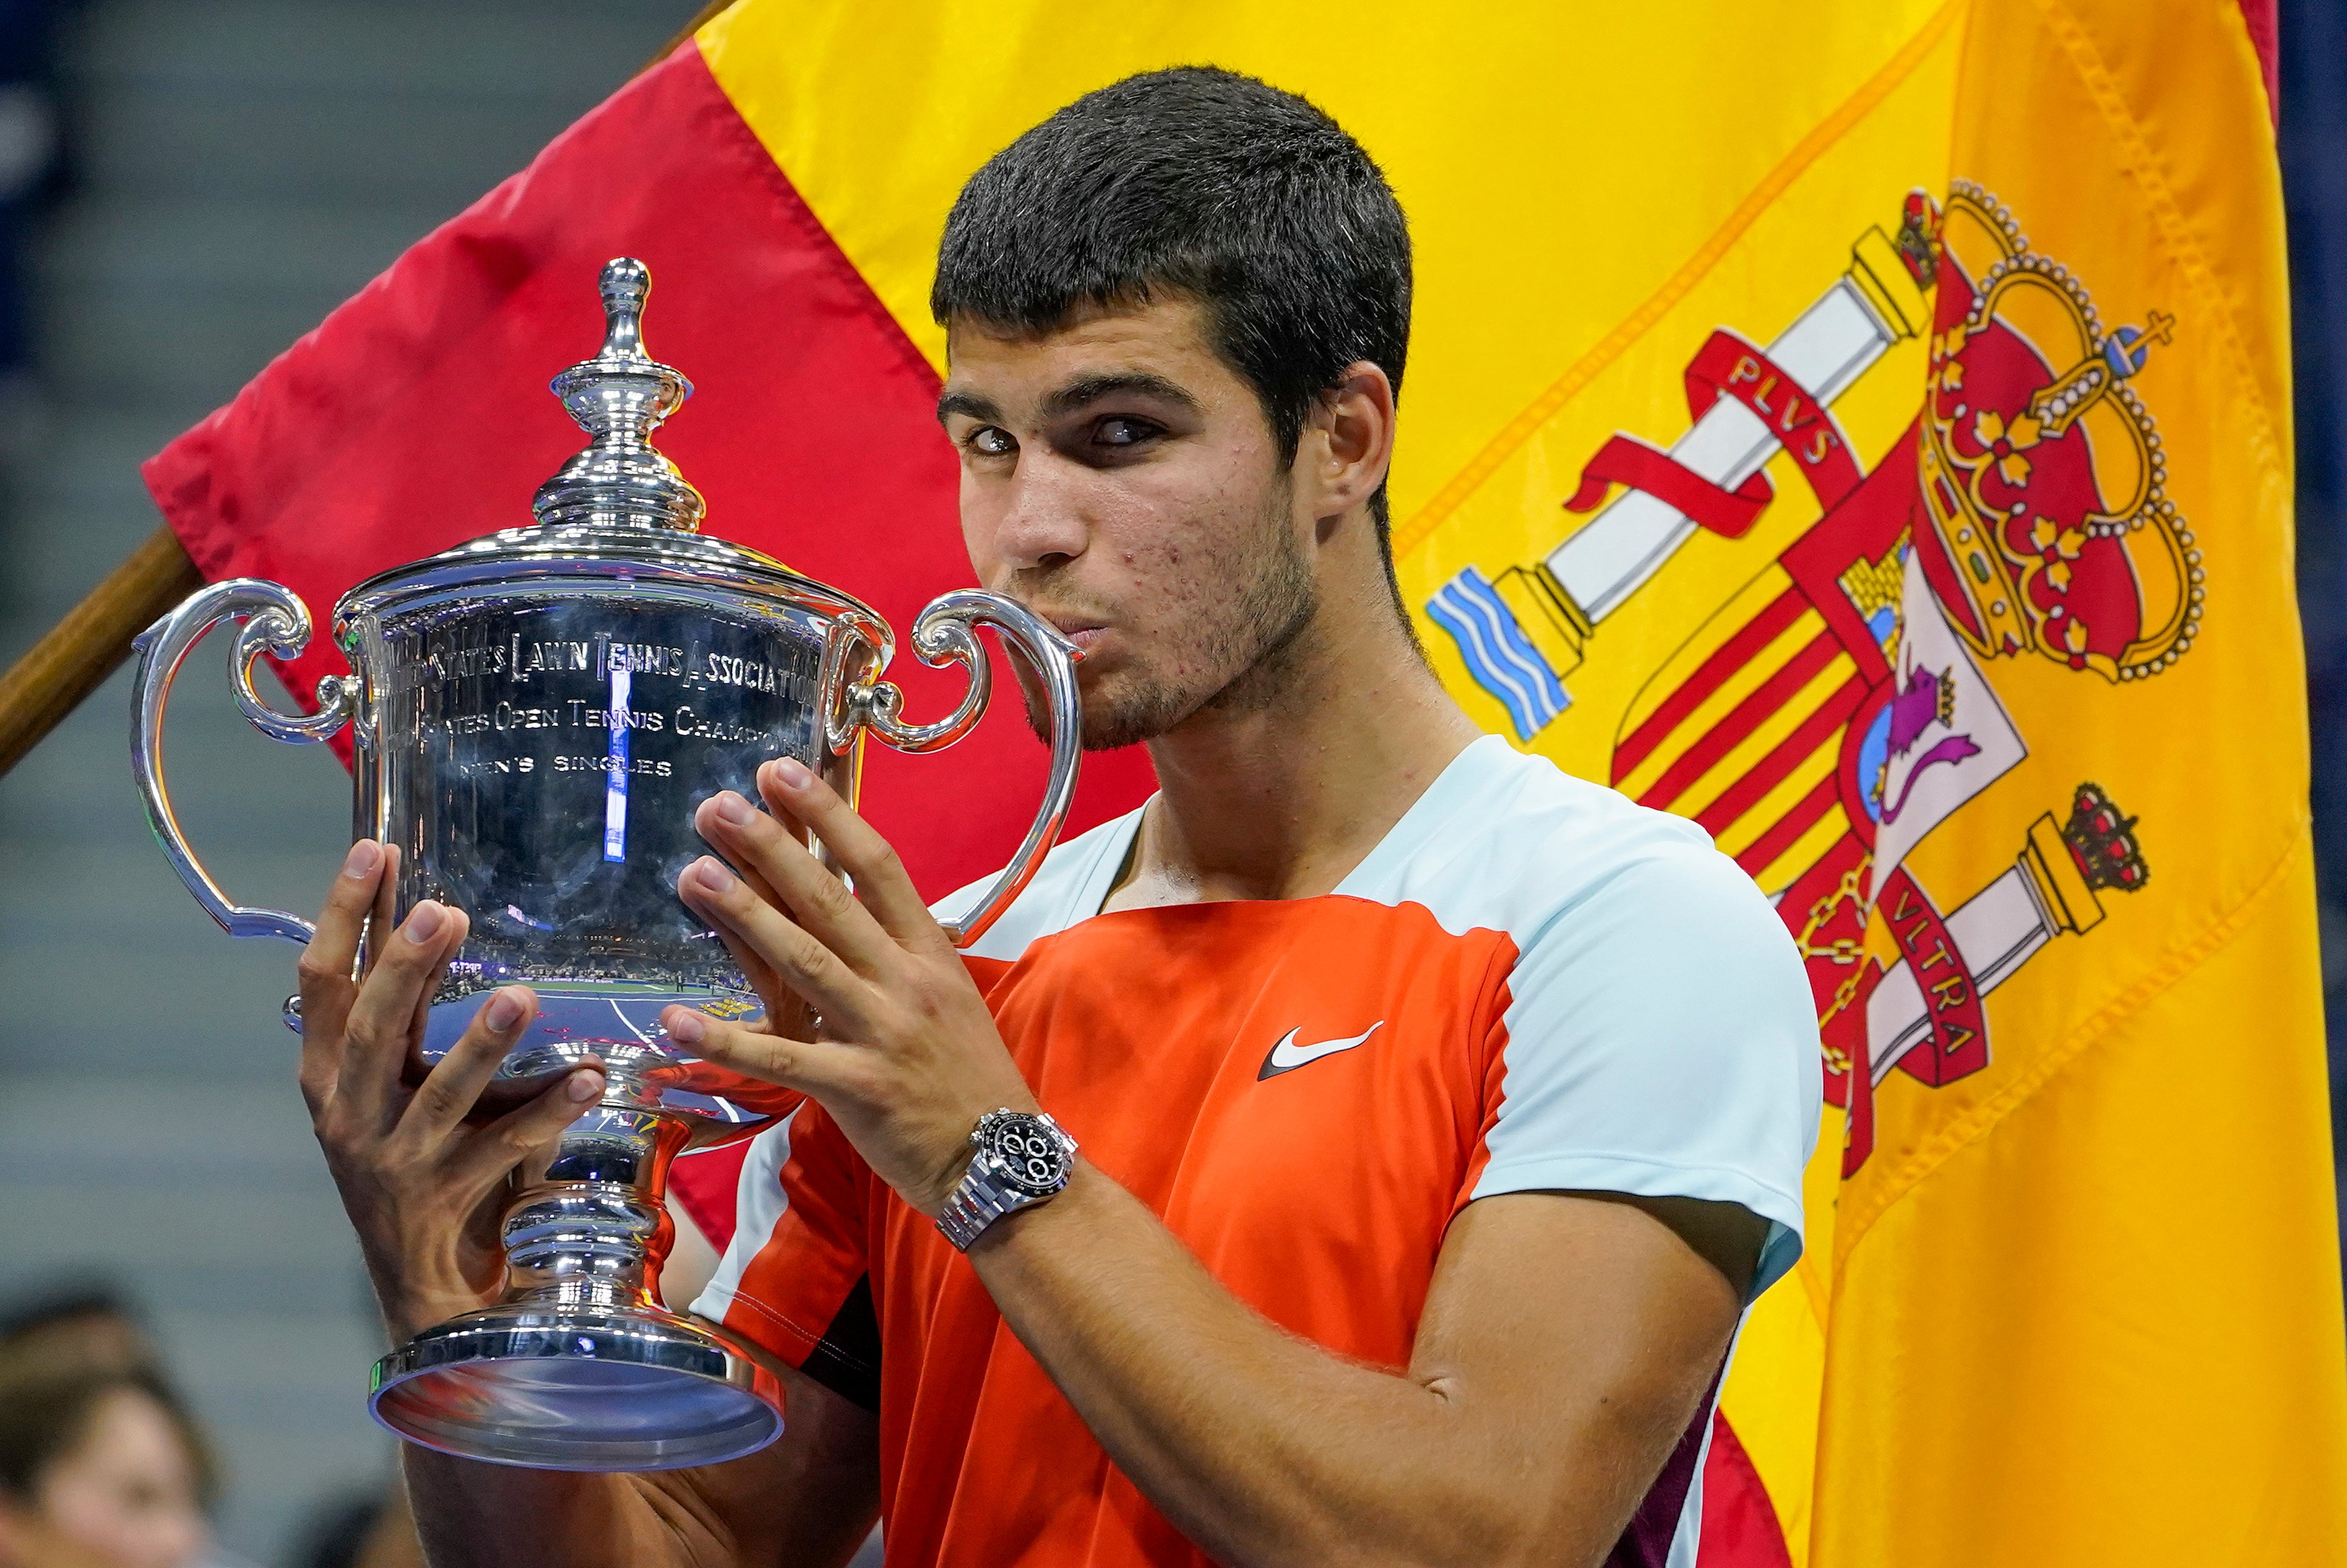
370, 1303, 783, 1471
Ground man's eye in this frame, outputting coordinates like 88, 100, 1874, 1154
968, 426, 1015, 456
1096, 418, 1157, 447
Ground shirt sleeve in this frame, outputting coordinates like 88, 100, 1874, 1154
690, 1097, 882, 1410
1463, 837, 1822, 1301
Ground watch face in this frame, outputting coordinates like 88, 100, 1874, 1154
982, 1116, 1071, 1197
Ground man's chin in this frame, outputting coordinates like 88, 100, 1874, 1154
1028, 699, 1166, 754
1017, 672, 1183, 752
1076, 715, 1166, 753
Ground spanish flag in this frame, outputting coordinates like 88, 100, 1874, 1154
145, 1, 2345, 1560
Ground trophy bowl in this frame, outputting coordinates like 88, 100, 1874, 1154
127, 259, 1080, 1470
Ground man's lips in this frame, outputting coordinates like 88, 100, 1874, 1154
1037, 613, 1111, 656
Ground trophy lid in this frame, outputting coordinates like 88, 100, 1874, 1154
530, 257, 707, 532
334, 259, 882, 636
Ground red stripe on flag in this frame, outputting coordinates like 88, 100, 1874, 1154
1695, 1411, 1794, 1568
1635, 630, 1841, 812
140, 41, 1153, 899
2237, 0, 2278, 127
1694, 673, 1870, 838
1612, 587, 1807, 783
1732, 772, 1841, 880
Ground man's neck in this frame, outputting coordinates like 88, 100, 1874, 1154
1103, 605, 1483, 910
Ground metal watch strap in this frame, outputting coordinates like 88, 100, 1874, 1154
936, 1109, 1076, 1252
938, 1179, 1015, 1251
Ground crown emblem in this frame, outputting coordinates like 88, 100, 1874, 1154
1916, 184, 2202, 682
2061, 780, 2148, 892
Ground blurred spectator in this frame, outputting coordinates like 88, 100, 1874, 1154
0, 1363, 213, 1568
0, 1286, 158, 1382
0, 1286, 258, 1568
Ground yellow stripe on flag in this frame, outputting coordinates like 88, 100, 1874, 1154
1390, 0, 1965, 559
698, 0, 1956, 530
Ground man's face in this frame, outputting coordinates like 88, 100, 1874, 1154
939, 297, 1316, 750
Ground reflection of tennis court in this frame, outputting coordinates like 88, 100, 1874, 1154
422, 981, 767, 1124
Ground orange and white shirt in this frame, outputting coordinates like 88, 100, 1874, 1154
695, 735, 1820, 1567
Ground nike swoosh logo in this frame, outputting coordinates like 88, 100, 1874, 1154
1258, 1022, 1383, 1081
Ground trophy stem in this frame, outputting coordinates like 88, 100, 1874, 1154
499, 1093, 690, 1315
499, 1185, 670, 1314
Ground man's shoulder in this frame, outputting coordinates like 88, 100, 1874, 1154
1341, 735, 1748, 947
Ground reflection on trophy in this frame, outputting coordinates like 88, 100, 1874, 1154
126, 259, 1083, 1471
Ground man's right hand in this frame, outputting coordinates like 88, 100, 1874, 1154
298, 838, 606, 1345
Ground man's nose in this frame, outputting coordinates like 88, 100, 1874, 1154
991, 455, 1091, 571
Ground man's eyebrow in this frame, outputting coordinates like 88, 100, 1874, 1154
936, 389, 1001, 427
935, 373, 1200, 429
1041, 373, 1200, 421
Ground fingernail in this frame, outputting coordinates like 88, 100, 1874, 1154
403, 902, 445, 944
691, 858, 735, 895
484, 989, 525, 1032
341, 840, 381, 879
566, 1070, 605, 1103
713, 791, 756, 827
772, 757, 814, 791
665, 1009, 707, 1046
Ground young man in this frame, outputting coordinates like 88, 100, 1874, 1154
299, 68, 1819, 1568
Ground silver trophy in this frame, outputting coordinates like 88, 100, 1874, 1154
128, 259, 1081, 1470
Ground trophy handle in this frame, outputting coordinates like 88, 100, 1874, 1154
843, 588, 1081, 947
131, 578, 360, 945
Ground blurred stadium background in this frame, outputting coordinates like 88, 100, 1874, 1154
0, 5, 694, 1562
0, 1, 2341, 1563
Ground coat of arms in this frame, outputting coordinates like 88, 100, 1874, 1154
1429, 184, 2171, 1173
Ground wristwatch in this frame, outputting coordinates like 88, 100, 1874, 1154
936, 1109, 1079, 1251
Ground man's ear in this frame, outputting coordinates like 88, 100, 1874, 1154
1302, 360, 1397, 526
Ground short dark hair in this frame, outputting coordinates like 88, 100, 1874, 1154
932, 67, 1412, 541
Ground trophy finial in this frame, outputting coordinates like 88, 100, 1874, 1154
532, 257, 706, 532
598, 256, 648, 358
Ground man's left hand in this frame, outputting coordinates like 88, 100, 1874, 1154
662, 757, 1037, 1216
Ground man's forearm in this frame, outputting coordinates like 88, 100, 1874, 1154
396, 1350, 883, 1568
965, 1166, 1694, 1568
403, 1449, 715, 1568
